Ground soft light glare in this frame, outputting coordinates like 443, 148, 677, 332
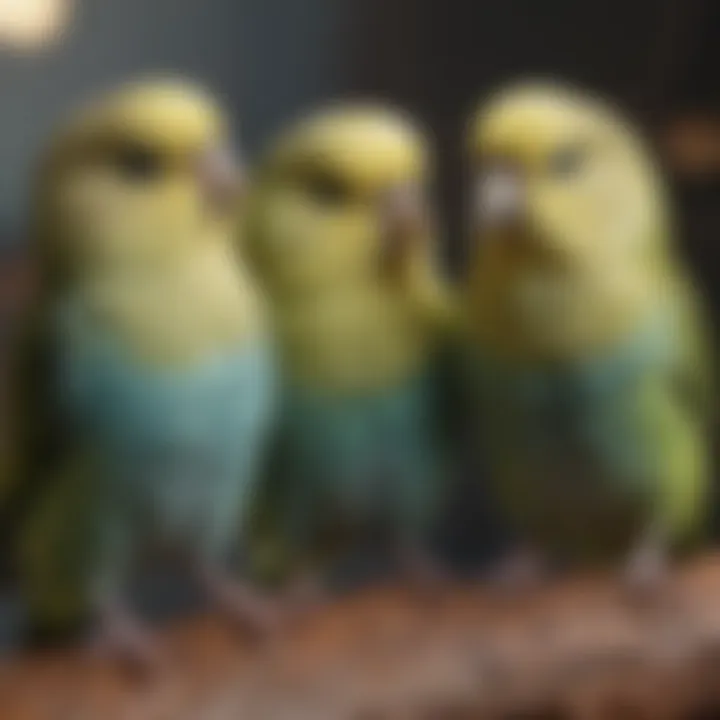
0, 0, 71, 50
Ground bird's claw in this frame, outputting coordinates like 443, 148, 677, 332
86, 605, 163, 678
485, 548, 547, 596
622, 538, 669, 606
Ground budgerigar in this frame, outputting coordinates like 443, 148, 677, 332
2, 78, 277, 667
245, 104, 458, 591
465, 81, 713, 593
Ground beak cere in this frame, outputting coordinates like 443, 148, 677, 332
475, 167, 525, 230
197, 146, 244, 212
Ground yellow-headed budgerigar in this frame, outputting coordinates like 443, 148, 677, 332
465, 81, 712, 594
245, 104, 458, 592
2, 78, 278, 668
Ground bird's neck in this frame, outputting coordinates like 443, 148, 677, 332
67, 240, 265, 365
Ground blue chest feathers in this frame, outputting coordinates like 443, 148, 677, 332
55, 320, 277, 547
276, 372, 442, 530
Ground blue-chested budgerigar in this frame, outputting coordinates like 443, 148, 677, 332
245, 104, 459, 592
1, 78, 277, 668
465, 81, 713, 594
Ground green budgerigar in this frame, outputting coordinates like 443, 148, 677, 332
465, 82, 713, 591
2, 79, 277, 667
245, 104, 458, 589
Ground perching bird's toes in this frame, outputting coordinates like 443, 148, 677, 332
485, 548, 548, 597
397, 544, 451, 598
621, 539, 670, 607
86, 607, 164, 678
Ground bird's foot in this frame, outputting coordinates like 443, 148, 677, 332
485, 547, 548, 597
397, 543, 451, 598
282, 572, 330, 621
198, 566, 283, 638
622, 533, 670, 607
86, 601, 163, 678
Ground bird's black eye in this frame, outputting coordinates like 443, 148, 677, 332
547, 144, 587, 178
303, 169, 352, 206
113, 144, 164, 181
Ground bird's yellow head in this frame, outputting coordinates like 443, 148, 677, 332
467, 81, 671, 358
246, 104, 430, 295
34, 77, 243, 284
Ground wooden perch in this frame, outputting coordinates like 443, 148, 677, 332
3, 556, 720, 719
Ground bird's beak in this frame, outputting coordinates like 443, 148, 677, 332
197, 145, 245, 214
474, 166, 525, 231
378, 182, 429, 273
380, 182, 428, 242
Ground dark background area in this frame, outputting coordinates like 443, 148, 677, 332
356, 0, 720, 291
0, 0, 717, 642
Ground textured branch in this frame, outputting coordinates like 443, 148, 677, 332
3, 556, 720, 719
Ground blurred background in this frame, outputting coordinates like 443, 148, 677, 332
0, 0, 717, 650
